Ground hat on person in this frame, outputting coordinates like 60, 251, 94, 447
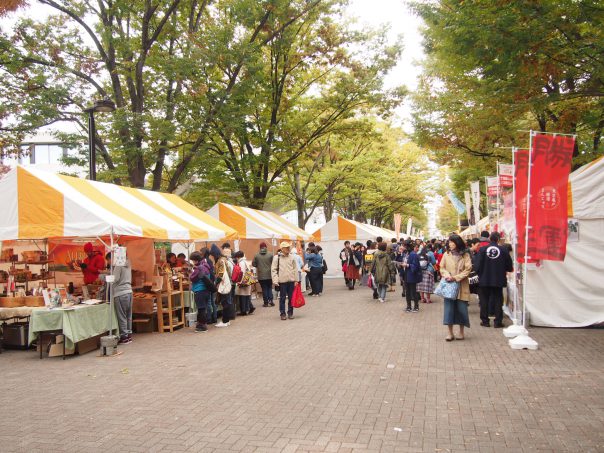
259, 242, 267, 249
280, 241, 292, 249
480, 230, 490, 239
84, 242, 94, 253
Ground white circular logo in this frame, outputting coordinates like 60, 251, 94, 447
538, 186, 560, 211
486, 246, 500, 259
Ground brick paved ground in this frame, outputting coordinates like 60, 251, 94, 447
1, 279, 603, 453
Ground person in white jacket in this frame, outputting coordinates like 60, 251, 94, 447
271, 242, 299, 320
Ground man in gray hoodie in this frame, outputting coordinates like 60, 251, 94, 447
104, 252, 133, 344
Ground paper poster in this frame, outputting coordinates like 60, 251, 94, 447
568, 218, 579, 242
470, 181, 481, 222
113, 247, 127, 267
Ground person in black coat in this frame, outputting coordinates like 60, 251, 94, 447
474, 231, 514, 328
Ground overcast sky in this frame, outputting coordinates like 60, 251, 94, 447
347, 0, 425, 132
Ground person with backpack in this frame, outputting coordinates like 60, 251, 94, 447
211, 244, 234, 328
417, 244, 437, 304
304, 245, 324, 297
364, 241, 379, 299
401, 240, 422, 312
252, 242, 274, 307
190, 249, 213, 333
439, 234, 473, 341
234, 250, 255, 316
474, 231, 514, 328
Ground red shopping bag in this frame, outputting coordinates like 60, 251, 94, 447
367, 273, 374, 289
291, 283, 306, 308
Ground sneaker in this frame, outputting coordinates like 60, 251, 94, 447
379, 298, 385, 303
118, 336, 131, 344
195, 325, 208, 332
263, 303, 269, 307
412, 307, 419, 312
288, 314, 294, 319
249, 307, 256, 315
215, 322, 230, 328
269, 302, 275, 307
405, 307, 412, 313
280, 314, 287, 320
480, 322, 490, 327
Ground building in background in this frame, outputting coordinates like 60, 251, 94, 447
2, 130, 86, 176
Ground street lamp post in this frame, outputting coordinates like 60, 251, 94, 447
84, 98, 115, 181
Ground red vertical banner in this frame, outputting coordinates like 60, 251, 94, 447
527, 133, 575, 261
515, 149, 530, 263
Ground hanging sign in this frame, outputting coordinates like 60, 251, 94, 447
470, 181, 481, 222
498, 163, 514, 188
515, 149, 531, 263
526, 133, 575, 261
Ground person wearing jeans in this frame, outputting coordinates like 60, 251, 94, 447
252, 242, 274, 307
271, 242, 299, 320
402, 240, 422, 312
304, 246, 324, 296
370, 242, 395, 303
190, 250, 212, 332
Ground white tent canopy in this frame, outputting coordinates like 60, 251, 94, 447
526, 157, 604, 327
312, 215, 402, 278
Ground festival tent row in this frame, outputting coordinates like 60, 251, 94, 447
459, 216, 490, 239
204, 202, 314, 258
311, 215, 402, 278
0, 165, 237, 286
525, 157, 604, 327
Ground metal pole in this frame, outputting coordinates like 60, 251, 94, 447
109, 231, 114, 336
88, 110, 96, 181
496, 162, 501, 231
522, 133, 534, 329
511, 148, 519, 323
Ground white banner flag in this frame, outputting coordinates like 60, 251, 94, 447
470, 181, 481, 222
464, 190, 473, 225
406, 218, 412, 237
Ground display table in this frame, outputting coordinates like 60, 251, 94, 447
28, 304, 119, 350
0, 306, 43, 321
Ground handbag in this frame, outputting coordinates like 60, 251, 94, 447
367, 273, 374, 289
302, 263, 310, 273
291, 283, 306, 308
353, 255, 360, 267
202, 275, 217, 293
321, 257, 328, 275
239, 269, 257, 287
342, 263, 348, 273
434, 279, 460, 299
217, 265, 232, 295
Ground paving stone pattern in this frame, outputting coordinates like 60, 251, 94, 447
1, 280, 603, 452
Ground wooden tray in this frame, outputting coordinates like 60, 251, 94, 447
24, 296, 45, 307
0, 296, 26, 308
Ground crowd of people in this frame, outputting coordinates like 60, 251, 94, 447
337, 232, 513, 341
101, 229, 513, 343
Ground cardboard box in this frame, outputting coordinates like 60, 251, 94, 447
44, 335, 75, 357
76, 335, 100, 355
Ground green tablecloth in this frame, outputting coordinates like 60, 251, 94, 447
28, 304, 119, 350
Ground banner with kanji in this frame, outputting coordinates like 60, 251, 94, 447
470, 181, 481, 222
498, 163, 515, 238
526, 133, 575, 261
486, 176, 499, 231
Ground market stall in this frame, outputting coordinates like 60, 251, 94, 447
0, 166, 236, 354
205, 202, 314, 256
525, 157, 604, 327
311, 215, 401, 278
460, 216, 490, 239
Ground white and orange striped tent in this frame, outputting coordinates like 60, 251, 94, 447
311, 215, 400, 278
312, 215, 399, 243
206, 202, 313, 242
0, 166, 237, 242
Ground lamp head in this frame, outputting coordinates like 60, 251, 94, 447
85, 98, 116, 113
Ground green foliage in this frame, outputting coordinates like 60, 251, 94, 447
411, 0, 604, 194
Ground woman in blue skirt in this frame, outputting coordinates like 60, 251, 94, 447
439, 234, 473, 341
